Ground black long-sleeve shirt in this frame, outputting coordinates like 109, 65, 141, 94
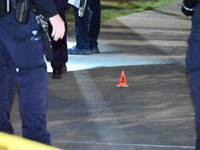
31, 0, 58, 18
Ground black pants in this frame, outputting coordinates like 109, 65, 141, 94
72, 0, 101, 49
49, 0, 69, 69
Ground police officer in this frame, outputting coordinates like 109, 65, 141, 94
49, 0, 71, 79
68, 0, 101, 55
186, 1, 200, 150
0, 0, 65, 145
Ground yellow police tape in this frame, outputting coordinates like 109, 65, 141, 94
0, 132, 62, 150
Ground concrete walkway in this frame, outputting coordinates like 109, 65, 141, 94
11, 0, 196, 149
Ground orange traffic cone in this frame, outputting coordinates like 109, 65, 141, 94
117, 71, 129, 87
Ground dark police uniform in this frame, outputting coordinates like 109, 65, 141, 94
49, 0, 70, 79
68, 0, 101, 55
0, 0, 58, 144
186, 1, 200, 150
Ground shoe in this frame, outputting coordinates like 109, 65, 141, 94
52, 65, 67, 79
91, 47, 100, 54
68, 46, 91, 55
61, 64, 67, 73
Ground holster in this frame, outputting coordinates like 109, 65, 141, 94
16, 0, 30, 24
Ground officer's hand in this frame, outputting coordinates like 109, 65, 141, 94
49, 14, 65, 41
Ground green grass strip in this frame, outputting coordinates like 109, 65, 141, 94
101, 0, 177, 22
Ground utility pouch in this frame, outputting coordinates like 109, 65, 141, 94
16, 0, 30, 24
181, 0, 197, 16
0, 0, 11, 17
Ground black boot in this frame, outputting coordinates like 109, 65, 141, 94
52, 64, 67, 79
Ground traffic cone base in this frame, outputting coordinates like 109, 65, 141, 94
117, 84, 129, 87
117, 71, 129, 87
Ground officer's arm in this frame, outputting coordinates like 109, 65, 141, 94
31, 0, 65, 41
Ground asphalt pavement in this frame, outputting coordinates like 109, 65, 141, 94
11, 0, 197, 149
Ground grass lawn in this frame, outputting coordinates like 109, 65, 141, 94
100, 0, 177, 22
